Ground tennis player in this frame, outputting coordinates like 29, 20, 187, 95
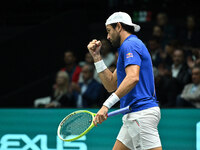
87, 12, 162, 150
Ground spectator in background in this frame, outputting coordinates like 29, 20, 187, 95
108, 51, 118, 71
71, 63, 102, 108
187, 48, 200, 70
152, 25, 166, 48
46, 71, 75, 108
152, 25, 163, 40
178, 15, 200, 49
78, 52, 100, 83
155, 49, 191, 107
79, 52, 94, 67
159, 40, 181, 68
61, 50, 81, 83
171, 49, 191, 92
101, 38, 115, 67
34, 71, 75, 108
176, 65, 200, 108
155, 63, 179, 108
147, 36, 162, 67
156, 12, 176, 42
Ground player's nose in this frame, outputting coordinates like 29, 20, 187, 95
107, 34, 110, 40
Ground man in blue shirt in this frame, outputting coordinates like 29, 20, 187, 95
87, 12, 162, 150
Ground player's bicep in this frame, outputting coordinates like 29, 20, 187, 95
125, 65, 140, 81
122, 43, 142, 68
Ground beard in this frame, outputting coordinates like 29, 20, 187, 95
110, 34, 120, 48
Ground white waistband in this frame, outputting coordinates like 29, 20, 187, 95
123, 106, 160, 121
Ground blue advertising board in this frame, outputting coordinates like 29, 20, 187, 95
0, 108, 199, 150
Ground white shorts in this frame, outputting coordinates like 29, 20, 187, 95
117, 107, 162, 150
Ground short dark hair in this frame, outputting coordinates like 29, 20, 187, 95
110, 22, 136, 34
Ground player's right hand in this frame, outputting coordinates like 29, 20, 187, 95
93, 105, 108, 126
87, 39, 102, 61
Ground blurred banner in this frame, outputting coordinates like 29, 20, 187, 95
0, 109, 199, 150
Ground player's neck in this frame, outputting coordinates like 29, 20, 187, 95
120, 32, 131, 46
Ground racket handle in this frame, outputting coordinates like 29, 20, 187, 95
107, 106, 131, 117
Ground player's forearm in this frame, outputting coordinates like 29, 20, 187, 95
93, 56, 117, 92
93, 55, 102, 63
102, 75, 138, 109
98, 69, 117, 92
115, 75, 139, 98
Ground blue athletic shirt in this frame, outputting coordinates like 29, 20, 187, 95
117, 34, 158, 113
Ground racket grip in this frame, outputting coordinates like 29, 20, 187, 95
107, 106, 131, 117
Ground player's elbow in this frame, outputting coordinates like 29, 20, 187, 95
128, 76, 139, 86
134, 77, 139, 83
106, 86, 117, 93
106, 84, 117, 93
107, 89, 114, 93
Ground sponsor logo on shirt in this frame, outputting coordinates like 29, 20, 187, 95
126, 53, 133, 58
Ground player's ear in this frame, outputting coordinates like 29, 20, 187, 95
116, 22, 122, 32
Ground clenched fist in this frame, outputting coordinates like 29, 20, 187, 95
87, 39, 102, 62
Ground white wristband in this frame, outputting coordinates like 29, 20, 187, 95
103, 93, 120, 109
94, 60, 107, 73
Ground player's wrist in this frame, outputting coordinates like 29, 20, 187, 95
103, 93, 120, 109
102, 105, 109, 110
94, 59, 107, 73
93, 55, 102, 62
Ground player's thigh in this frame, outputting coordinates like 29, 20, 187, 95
113, 140, 130, 150
139, 108, 162, 150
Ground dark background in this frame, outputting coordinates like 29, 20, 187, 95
0, 0, 199, 107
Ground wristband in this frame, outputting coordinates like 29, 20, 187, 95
103, 93, 120, 109
94, 60, 107, 73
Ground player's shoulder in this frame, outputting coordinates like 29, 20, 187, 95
121, 35, 144, 51
126, 35, 143, 45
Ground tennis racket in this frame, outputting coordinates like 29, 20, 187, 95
57, 106, 131, 142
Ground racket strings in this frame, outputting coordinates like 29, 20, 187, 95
60, 112, 93, 140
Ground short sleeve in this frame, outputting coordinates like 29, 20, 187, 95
121, 42, 142, 68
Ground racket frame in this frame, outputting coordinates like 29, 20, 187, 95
57, 110, 95, 142
57, 106, 131, 142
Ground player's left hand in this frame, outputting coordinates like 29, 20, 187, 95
93, 105, 108, 126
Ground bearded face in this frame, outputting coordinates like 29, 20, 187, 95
106, 24, 121, 48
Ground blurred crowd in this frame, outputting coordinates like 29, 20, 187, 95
34, 12, 200, 109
